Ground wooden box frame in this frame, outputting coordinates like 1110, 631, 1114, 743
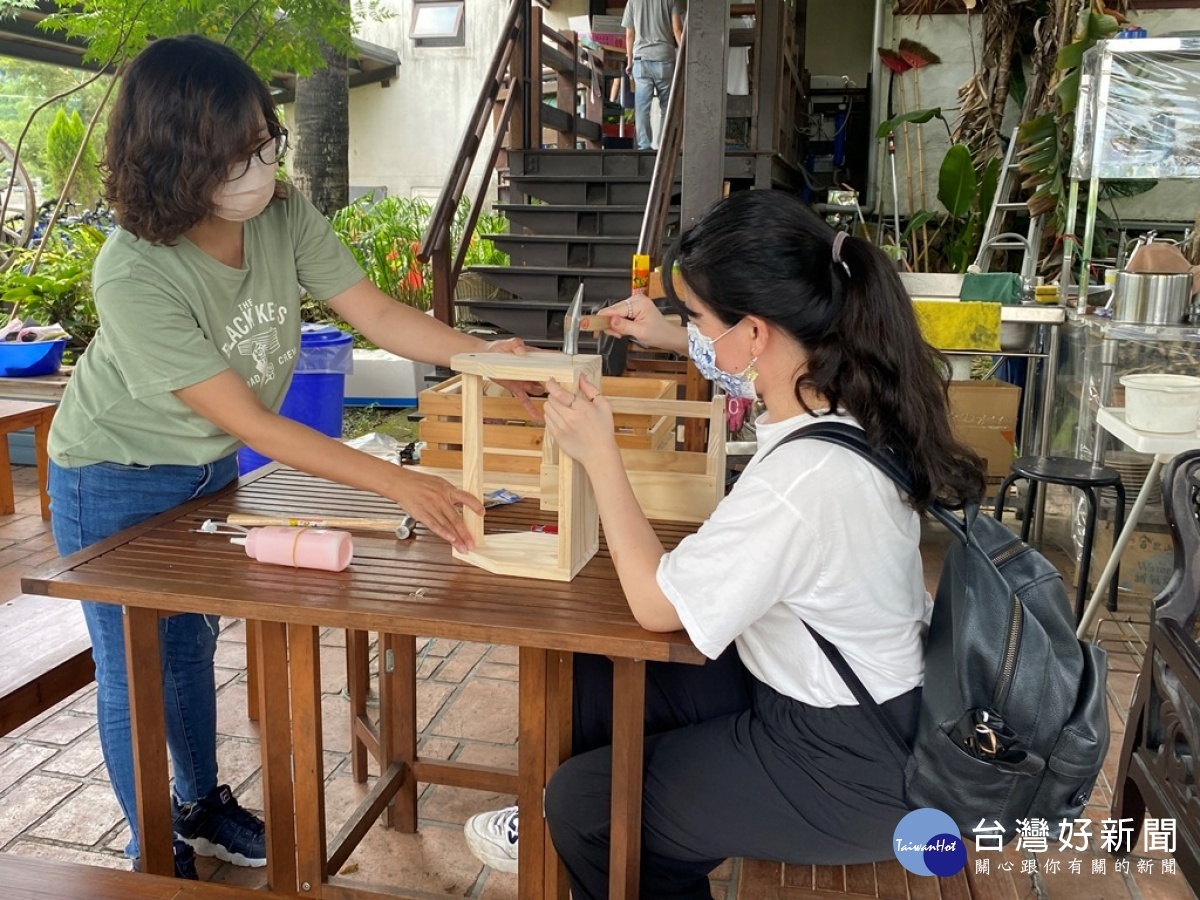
418, 374, 676, 475
541, 395, 726, 524
451, 351, 602, 582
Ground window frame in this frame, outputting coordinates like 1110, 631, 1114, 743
410, 0, 466, 46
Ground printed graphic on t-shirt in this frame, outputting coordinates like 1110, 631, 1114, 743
237, 330, 281, 385
221, 296, 297, 389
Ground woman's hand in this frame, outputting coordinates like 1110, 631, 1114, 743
482, 336, 545, 420
589, 293, 688, 354
542, 375, 617, 468
390, 469, 484, 553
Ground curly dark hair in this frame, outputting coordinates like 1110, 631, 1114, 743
663, 190, 986, 514
103, 35, 285, 244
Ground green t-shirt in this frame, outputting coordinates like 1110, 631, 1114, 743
49, 186, 365, 467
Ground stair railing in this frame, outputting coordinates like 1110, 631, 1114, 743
637, 25, 687, 262
418, 0, 528, 326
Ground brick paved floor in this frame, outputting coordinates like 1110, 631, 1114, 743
0, 464, 1193, 898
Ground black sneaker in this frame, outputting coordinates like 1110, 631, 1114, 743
132, 839, 200, 879
173, 785, 266, 868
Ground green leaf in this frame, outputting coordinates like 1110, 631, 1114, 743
1057, 42, 1084, 71
977, 157, 1001, 218
900, 210, 937, 246
1018, 114, 1057, 146
1100, 179, 1158, 199
876, 108, 945, 140
938, 144, 977, 218
1056, 69, 1081, 116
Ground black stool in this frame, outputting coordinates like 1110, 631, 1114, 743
993, 456, 1126, 623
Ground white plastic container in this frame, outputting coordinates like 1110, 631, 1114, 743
1120, 373, 1200, 433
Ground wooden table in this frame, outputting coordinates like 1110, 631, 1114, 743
22, 467, 704, 899
0, 399, 55, 519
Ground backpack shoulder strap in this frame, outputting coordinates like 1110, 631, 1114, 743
763, 420, 966, 535
762, 421, 922, 764
802, 622, 912, 766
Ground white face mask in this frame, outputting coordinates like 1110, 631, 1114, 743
212, 157, 278, 222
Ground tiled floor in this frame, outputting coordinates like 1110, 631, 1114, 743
0, 464, 1194, 898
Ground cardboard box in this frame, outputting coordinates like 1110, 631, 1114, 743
1087, 520, 1175, 599
947, 379, 1021, 478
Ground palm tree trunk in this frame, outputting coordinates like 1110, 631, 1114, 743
292, 31, 350, 215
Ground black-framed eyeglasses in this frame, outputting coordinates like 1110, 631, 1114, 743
231, 128, 288, 180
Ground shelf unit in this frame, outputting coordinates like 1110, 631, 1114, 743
1060, 36, 1200, 304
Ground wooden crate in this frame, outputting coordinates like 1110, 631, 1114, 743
541, 395, 726, 524
418, 373, 677, 475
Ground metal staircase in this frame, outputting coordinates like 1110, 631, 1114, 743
457, 149, 680, 350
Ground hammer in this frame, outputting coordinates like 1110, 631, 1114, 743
227, 513, 417, 540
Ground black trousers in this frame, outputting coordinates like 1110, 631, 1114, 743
543, 649, 920, 900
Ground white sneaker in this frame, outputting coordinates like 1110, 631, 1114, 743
464, 805, 519, 873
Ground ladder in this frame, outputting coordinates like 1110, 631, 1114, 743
974, 126, 1043, 281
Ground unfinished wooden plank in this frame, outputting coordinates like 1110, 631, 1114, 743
461, 372, 486, 546
452, 350, 601, 385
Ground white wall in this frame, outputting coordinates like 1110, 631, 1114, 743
344, 0, 515, 202
879, 8, 1200, 223
544, 0, 589, 32
805, 0, 873, 88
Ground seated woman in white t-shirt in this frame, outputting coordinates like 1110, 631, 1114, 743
463, 190, 986, 899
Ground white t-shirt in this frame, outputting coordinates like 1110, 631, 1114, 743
657, 411, 930, 708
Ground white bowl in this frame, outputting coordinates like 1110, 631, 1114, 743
1120, 373, 1200, 433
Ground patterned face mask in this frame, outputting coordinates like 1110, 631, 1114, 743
686, 321, 758, 400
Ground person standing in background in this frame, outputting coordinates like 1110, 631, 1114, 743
623, 0, 685, 151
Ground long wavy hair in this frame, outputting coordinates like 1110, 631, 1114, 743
663, 190, 985, 513
103, 35, 286, 244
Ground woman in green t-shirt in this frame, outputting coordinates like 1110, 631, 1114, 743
46, 34, 536, 879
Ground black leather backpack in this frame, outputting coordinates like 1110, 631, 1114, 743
769, 422, 1109, 841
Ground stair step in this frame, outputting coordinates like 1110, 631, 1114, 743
508, 174, 680, 206
455, 296, 591, 344
468, 265, 632, 304
495, 203, 679, 238
488, 233, 639, 268
509, 148, 662, 178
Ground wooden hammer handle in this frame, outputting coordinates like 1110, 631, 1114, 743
227, 514, 405, 533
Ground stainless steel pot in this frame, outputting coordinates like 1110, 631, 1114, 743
1113, 272, 1194, 325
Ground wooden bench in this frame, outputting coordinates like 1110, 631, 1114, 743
0, 594, 93, 736
0, 398, 55, 520
0, 853, 266, 898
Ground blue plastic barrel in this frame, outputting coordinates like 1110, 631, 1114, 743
238, 324, 354, 474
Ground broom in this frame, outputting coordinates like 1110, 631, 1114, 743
899, 39, 942, 271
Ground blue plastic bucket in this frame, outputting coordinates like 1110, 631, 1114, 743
0, 338, 68, 377
238, 324, 354, 474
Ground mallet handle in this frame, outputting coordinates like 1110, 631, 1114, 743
227, 514, 404, 534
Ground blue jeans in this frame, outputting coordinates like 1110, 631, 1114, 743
633, 58, 675, 151
48, 456, 239, 859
